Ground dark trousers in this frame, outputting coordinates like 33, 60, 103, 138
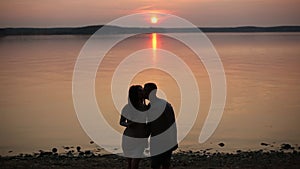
151, 150, 173, 169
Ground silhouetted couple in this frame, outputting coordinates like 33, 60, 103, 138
120, 83, 178, 169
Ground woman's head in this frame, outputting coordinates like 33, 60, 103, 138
128, 85, 144, 109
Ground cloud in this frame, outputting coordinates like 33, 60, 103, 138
132, 5, 173, 15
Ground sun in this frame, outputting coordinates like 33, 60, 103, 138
150, 16, 158, 24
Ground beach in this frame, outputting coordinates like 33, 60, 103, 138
1, 150, 300, 169
2, 143, 300, 169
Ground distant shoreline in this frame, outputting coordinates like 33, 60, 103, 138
1, 25, 300, 36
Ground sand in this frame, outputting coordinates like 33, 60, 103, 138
1, 150, 300, 169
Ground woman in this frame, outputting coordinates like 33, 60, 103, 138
120, 85, 149, 169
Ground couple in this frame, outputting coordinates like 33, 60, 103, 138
120, 82, 178, 169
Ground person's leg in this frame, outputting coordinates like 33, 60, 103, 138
161, 150, 172, 169
131, 158, 141, 169
127, 158, 132, 169
151, 154, 162, 169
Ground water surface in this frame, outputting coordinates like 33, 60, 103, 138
0, 33, 299, 155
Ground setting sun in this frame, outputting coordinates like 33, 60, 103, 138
151, 16, 158, 24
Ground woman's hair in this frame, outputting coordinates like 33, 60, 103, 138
128, 85, 143, 110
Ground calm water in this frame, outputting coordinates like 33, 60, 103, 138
0, 33, 300, 155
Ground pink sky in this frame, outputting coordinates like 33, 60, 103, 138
0, 0, 299, 27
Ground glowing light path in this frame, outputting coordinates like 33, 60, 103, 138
152, 33, 157, 50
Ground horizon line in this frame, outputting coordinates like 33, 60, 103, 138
1, 25, 300, 29
1, 25, 300, 36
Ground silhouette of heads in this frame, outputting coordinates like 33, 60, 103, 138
144, 82, 157, 100
128, 85, 144, 110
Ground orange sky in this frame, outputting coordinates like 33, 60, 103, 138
0, 0, 299, 27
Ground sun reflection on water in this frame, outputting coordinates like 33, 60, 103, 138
152, 33, 157, 62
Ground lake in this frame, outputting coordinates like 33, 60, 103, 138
0, 33, 299, 155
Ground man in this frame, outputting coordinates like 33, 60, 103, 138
144, 82, 178, 169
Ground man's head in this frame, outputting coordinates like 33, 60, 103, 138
144, 82, 157, 100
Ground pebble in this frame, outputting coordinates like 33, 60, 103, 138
261, 142, 269, 146
76, 146, 81, 152
218, 143, 225, 147
85, 150, 92, 155
79, 152, 85, 157
281, 143, 292, 150
39, 151, 52, 157
52, 148, 58, 153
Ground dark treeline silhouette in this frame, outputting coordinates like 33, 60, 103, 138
1, 25, 300, 36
